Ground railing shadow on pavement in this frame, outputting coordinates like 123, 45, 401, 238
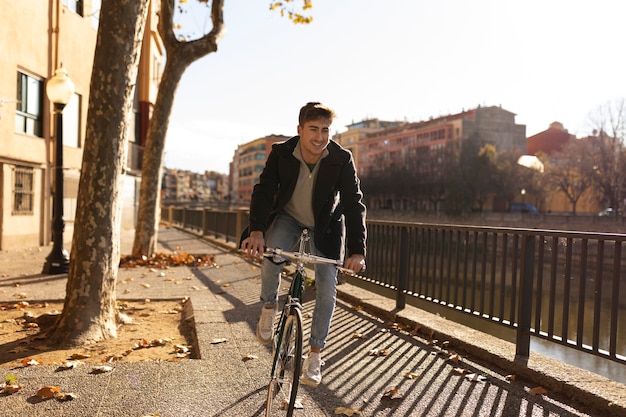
159, 226, 606, 416
310, 300, 595, 416
207, 386, 268, 417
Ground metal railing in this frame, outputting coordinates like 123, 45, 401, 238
161, 206, 626, 365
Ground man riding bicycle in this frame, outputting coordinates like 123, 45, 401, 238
241, 102, 367, 387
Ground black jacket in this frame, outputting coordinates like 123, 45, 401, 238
249, 136, 366, 259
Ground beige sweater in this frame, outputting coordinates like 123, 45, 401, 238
284, 143, 329, 228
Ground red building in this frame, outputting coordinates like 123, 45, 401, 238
526, 121, 575, 156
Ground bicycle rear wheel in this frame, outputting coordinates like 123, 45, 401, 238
266, 308, 303, 416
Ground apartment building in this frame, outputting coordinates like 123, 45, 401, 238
231, 134, 288, 206
0, 0, 163, 250
527, 122, 602, 214
357, 105, 526, 177
161, 168, 228, 204
333, 119, 405, 167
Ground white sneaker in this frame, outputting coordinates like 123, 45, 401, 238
256, 306, 276, 345
301, 352, 323, 387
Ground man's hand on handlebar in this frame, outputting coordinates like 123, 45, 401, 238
344, 254, 366, 273
241, 230, 265, 258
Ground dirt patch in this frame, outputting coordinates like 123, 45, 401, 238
0, 299, 195, 368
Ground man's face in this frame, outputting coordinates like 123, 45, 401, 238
297, 118, 331, 164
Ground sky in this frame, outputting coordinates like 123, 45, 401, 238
163, 0, 626, 174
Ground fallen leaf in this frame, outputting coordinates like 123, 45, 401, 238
505, 374, 516, 381
381, 387, 403, 401
368, 348, 389, 357
242, 353, 258, 362
70, 353, 92, 360
22, 357, 43, 367
104, 354, 125, 362
452, 367, 471, 375
388, 322, 400, 331
59, 361, 81, 369
210, 338, 228, 344
91, 365, 114, 373
141, 283, 151, 289
334, 406, 362, 416
174, 344, 189, 354
352, 305, 363, 311
352, 332, 367, 339
529, 386, 547, 395
160, 310, 179, 314
464, 373, 487, 382
0, 383, 23, 394
57, 392, 76, 401
448, 353, 460, 363
404, 372, 421, 379
37, 385, 61, 399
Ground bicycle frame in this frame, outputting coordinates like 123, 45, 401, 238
263, 228, 353, 416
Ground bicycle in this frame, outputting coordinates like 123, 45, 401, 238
262, 229, 355, 416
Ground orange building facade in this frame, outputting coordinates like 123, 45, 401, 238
231, 135, 288, 206
0, 0, 163, 249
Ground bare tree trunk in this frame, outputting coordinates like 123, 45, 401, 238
133, 56, 188, 257
51, 0, 149, 347
132, 0, 225, 257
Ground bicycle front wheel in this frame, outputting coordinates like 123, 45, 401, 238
266, 308, 303, 416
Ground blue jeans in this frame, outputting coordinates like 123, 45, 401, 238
261, 212, 338, 350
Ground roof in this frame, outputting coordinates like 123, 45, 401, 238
526, 122, 575, 155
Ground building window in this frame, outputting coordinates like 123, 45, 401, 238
63, 0, 84, 16
15, 72, 43, 137
13, 166, 34, 215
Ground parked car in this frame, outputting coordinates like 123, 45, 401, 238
597, 208, 616, 216
510, 202, 539, 214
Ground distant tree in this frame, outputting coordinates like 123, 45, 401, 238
446, 138, 492, 214
544, 139, 595, 215
133, 0, 313, 257
470, 144, 497, 211
50, 0, 150, 346
493, 149, 540, 210
586, 99, 626, 210
132, 0, 225, 257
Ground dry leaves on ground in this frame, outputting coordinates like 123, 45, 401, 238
119, 252, 216, 268
0, 300, 194, 368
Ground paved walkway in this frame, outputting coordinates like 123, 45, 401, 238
0, 227, 624, 416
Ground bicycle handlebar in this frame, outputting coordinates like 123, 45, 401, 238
263, 247, 364, 275
264, 247, 342, 266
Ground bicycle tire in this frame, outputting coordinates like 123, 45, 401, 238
266, 307, 303, 416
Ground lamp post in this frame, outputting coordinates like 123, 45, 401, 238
43, 67, 74, 274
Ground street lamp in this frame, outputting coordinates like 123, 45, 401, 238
42, 67, 75, 274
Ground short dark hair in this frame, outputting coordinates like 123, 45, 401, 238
298, 102, 335, 126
